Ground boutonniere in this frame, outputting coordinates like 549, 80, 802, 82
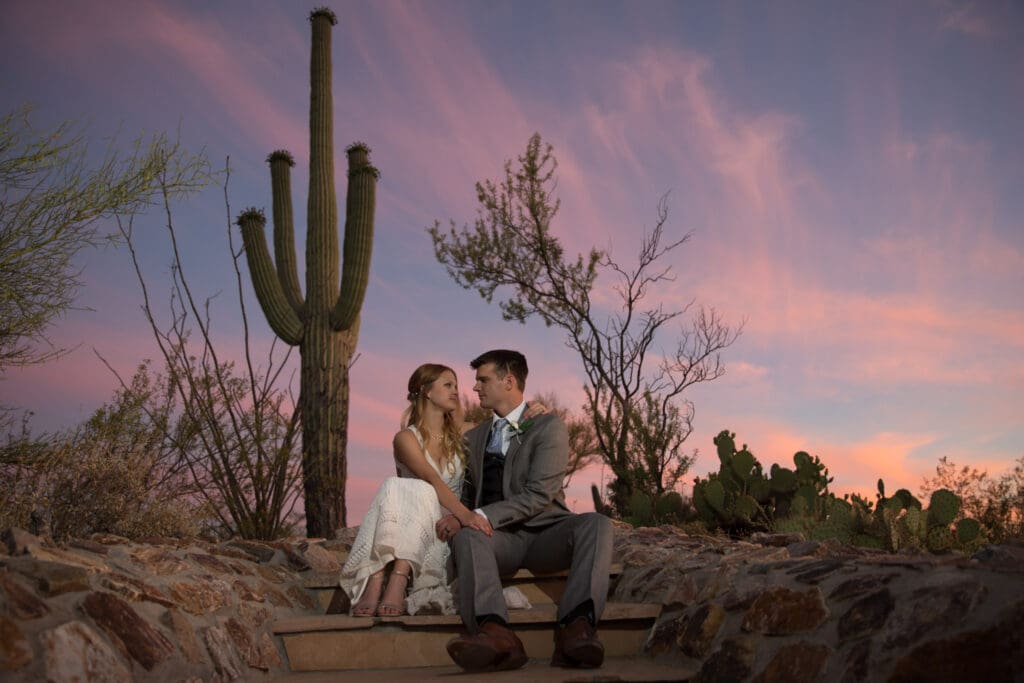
508, 418, 534, 437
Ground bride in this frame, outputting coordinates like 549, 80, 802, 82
339, 363, 542, 617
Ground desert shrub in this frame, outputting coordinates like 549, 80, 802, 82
0, 356, 302, 541
0, 365, 205, 539
919, 456, 1024, 543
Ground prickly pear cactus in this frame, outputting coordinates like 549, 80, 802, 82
694, 433, 986, 555
693, 429, 833, 534
860, 482, 984, 552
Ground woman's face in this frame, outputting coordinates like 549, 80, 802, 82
425, 370, 460, 413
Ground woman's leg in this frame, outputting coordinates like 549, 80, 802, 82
378, 558, 412, 616
352, 567, 387, 617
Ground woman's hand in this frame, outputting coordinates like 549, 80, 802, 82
436, 512, 492, 540
456, 509, 493, 537
523, 400, 550, 419
436, 513, 460, 541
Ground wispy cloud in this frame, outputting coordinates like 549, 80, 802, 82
938, 1, 1000, 39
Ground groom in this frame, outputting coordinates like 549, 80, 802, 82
435, 349, 613, 672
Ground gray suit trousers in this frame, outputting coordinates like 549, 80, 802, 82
450, 512, 613, 631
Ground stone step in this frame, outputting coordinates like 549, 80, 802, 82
274, 655, 695, 682
305, 563, 625, 613
274, 602, 661, 672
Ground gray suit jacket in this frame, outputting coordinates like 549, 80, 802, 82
461, 412, 573, 529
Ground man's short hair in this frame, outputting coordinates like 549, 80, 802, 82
471, 349, 528, 391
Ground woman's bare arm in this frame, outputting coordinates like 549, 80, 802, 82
393, 430, 492, 535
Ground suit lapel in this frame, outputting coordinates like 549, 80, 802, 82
470, 424, 488, 506
502, 430, 526, 493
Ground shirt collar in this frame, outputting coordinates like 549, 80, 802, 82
495, 401, 527, 429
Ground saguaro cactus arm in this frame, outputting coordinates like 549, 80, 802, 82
331, 143, 377, 331
268, 150, 305, 316
237, 208, 304, 345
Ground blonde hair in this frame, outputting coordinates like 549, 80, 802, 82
401, 363, 466, 471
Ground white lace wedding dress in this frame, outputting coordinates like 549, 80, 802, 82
339, 426, 462, 615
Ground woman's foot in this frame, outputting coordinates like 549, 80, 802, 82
352, 569, 385, 617
377, 566, 411, 617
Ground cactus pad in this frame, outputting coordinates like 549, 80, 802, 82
769, 465, 797, 493
704, 479, 727, 514
731, 449, 756, 482
927, 489, 961, 526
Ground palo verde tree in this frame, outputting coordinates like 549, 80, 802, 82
237, 8, 377, 536
430, 134, 739, 517
0, 105, 206, 376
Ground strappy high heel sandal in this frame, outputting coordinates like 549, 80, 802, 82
351, 569, 385, 617
376, 569, 411, 617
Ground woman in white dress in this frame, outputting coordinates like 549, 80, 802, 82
339, 363, 495, 617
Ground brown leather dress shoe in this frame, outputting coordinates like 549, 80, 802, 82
446, 621, 528, 672
551, 616, 604, 668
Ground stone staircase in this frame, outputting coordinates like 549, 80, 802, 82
273, 564, 662, 672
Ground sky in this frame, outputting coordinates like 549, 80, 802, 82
2, 0, 1022, 524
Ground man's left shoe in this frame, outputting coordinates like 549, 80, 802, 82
551, 616, 604, 668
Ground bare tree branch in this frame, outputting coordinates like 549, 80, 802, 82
431, 134, 742, 518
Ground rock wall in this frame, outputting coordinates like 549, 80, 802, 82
611, 524, 1024, 682
3, 524, 1023, 681
0, 527, 347, 682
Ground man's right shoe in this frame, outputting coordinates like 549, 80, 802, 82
446, 621, 528, 672
551, 616, 604, 668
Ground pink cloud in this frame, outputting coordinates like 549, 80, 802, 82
331, 2, 536, 220
616, 48, 814, 223
727, 278, 1022, 388
8, 0, 305, 153
128, 1, 307, 154
939, 2, 1000, 39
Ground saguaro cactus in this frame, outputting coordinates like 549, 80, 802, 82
237, 7, 376, 537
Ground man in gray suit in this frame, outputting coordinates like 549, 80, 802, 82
434, 349, 613, 672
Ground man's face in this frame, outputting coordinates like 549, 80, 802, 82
473, 362, 510, 410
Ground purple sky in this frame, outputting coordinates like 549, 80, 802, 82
3, 0, 1022, 522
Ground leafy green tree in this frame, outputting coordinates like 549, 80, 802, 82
0, 105, 207, 374
431, 134, 740, 517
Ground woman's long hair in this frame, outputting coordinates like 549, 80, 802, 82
401, 363, 466, 471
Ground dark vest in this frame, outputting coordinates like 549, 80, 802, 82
480, 447, 505, 506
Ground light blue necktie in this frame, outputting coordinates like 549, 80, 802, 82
486, 418, 507, 455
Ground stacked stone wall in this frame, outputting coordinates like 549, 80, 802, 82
613, 524, 1024, 682
2, 524, 1022, 681
0, 528, 348, 681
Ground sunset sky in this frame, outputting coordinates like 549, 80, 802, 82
3, 0, 1022, 523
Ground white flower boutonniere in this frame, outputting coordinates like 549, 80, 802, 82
508, 418, 534, 438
